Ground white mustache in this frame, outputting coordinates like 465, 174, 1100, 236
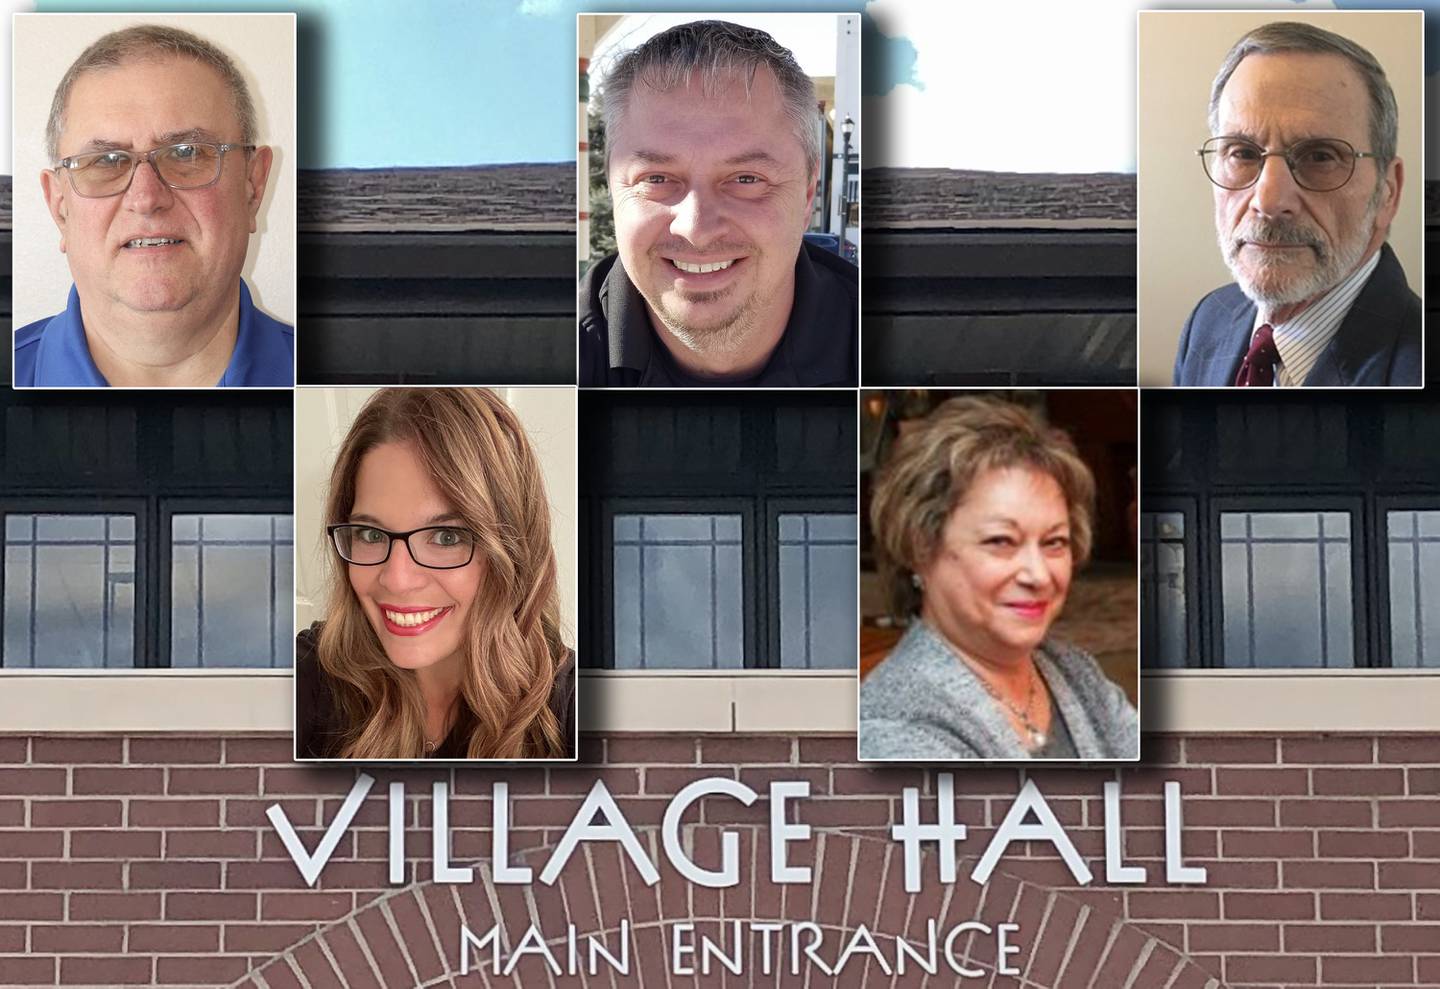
1232, 220, 1327, 260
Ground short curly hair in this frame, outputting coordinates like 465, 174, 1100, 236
869, 396, 1096, 620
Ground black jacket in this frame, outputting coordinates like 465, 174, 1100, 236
578, 242, 859, 386
294, 623, 577, 760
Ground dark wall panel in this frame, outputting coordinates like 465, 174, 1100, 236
863, 229, 1137, 385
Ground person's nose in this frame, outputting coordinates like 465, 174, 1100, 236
1248, 152, 1303, 218
122, 155, 175, 214
668, 187, 727, 247
375, 537, 431, 595
1014, 542, 1055, 591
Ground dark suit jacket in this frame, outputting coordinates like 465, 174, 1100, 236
1172, 243, 1421, 386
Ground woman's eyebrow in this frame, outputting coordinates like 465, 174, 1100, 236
347, 512, 465, 526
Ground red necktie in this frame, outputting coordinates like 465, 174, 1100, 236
1234, 323, 1279, 387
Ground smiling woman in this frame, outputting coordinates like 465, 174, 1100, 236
295, 389, 577, 762
860, 395, 1139, 762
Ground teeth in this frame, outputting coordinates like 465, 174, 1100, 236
673, 259, 733, 274
127, 237, 181, 248
384, 607, 444, 627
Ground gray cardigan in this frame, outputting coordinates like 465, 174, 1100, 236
860, 622, 1139, 761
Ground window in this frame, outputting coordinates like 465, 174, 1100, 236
1, 505, 292, 670
1140, 394, 1440, 669
170, 513, 294, 669
1139, 506, 1190, 668
1385, 508, 1440, 668
773, 509, 858, 669
1217, 508, 1357, 668
612, 512, 745, 669
3, 513, 138, 668
583, 392, 857, 671
0, 392, 293, 670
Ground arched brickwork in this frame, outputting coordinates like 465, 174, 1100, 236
231, 828, 1226, 989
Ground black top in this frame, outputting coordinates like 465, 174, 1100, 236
578, 242, 859, 387
294, 623, 577, 760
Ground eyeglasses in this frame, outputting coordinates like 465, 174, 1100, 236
1197, 137, 1378, 193
327, 524, 478, 570
56, 142, 255, 199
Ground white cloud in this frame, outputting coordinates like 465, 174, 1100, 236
518, 0, 562, 16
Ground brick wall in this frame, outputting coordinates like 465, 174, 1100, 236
0, 733, 1437, 988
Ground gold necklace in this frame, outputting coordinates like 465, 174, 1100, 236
928, 623, 1048, 750
424, 698, 459, 754
973, 662, 1047, 751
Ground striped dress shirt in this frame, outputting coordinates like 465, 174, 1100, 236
1261, 248, 1382, 387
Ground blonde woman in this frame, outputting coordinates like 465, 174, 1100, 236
861, 396, 1136, 761
296, 389, 574, 760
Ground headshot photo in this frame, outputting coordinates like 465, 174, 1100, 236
859, 391, 1139, 762
578, 14, 860, 387
1138, 11, 1423, 388
12, 13, 296, 388
294, 387, 578, 762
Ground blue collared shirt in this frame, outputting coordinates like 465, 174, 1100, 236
13, 280, 294, 387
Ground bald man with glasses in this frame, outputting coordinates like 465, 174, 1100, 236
1173, 21, 1420, 387
15, 24, 292, 388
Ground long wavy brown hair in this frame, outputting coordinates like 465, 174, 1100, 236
317, 389, 569, 760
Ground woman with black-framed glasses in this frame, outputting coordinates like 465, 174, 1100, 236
295, 388, 575, 761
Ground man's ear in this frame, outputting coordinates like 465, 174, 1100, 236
245, 146, 274, 233
40, 168, 68, 253
1376, 157, 1404, 232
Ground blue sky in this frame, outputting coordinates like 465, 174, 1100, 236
34, 0, 866, 168
28, 0, 1440, 171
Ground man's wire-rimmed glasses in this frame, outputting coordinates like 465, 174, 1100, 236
327, 524, 479, 570
56, 142, 255, 198
1197, 136, 1379, 192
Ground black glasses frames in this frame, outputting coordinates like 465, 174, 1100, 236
327, 524, 479, 570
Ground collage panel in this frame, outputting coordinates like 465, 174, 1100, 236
578, 389, 858, 671
859, 389, 1140, 762
293, 386, 578, 762
12, 12, 296, 388
1139, 391, 1440, 671
1137, 9, 1424, 387
1, 5, 1439, 985
0, 387, 293, 669
579, 13, 860, 387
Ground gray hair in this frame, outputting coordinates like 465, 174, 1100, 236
601, 20, 820, 178
1209, 21, 1398, 166
46, 24, 257, 163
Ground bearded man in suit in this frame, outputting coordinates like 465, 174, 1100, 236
1173, 21, 1420, 387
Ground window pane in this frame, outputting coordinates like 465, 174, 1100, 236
777, 513, 857, 669
170, 514, 294, 669
1140, 512, 1187, 668
1388, 510, 1440, 667
3, 514, 135, 668
1219, 511, 1354, 668
613, 514, 743, 669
